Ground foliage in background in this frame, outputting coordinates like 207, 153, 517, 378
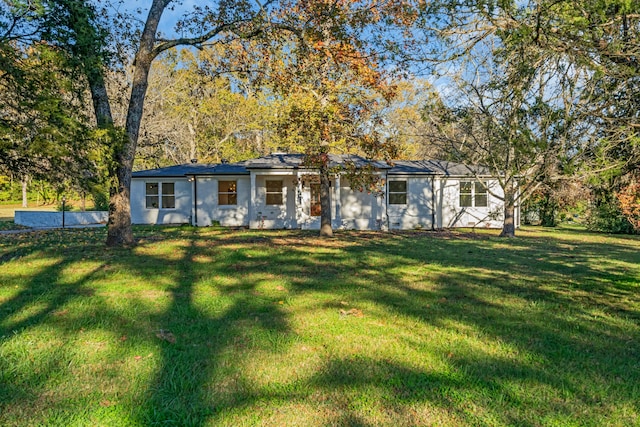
550, 1, 640, 186
376, 80, 448, 160
136, 47, 272, 168
586, 190, 635, 234
3, 0, 640, 239
409, 0, 640, 236
522, 180, 589, 227
0, 176, 107, 211
518, 0, 640, 233
0, 1, 113, 210
0, 41, 97, 181
616, 180, 640, 233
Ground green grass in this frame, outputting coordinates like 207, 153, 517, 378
1, 226, 639, 426
0, 222, 29, 231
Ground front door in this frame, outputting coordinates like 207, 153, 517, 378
310, 183, 321, 217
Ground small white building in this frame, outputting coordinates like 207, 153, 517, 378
131, 153, 518, 230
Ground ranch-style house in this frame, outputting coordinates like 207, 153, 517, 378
130, 153, 519, 231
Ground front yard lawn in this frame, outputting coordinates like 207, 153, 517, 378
1, 226, 639, 426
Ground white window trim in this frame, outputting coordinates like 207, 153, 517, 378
265, 179, 284, 205
460, 180, 489, 208
145, 181, 176, 210
218, 180, 238, 206
388, 180, 407, 205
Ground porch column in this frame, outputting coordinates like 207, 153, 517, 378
296, 171, 303, 227
191, 176, 199, 226
380, 172, 388, 231
334, 174, 341, 228
434, 178, 442, 229
249, 172, 257, 228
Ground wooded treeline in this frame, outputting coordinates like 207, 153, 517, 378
1, 0, 638, 242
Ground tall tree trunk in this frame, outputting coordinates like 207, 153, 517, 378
500, 184, 517, 237
88, 69, 113, 128
21, 176, 28, 208
86, 68, 135, 246
84, 68, 132, 246
106, 1, 166, 247
107, 163, 135, 246
319, 164, 333, 237
188, 120, 197, 161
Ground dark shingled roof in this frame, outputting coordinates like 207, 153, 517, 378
244, 153, 389, 170
132, 162, 249, 178
131, 155, 490, 178
388, 160, 490, 176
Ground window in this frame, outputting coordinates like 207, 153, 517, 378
388, 180, 407, 205
310, 183, 321, 216
460, 181, 488, 207
474, 181, 488, 207
218, 181, 237, 205
146, 182, 175, 209
161, 182, 175, 209
266, 180, 283, 205
145, 183, 159, 209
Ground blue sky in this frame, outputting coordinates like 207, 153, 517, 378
114, 1, 453, 95
114, 0, 193, 37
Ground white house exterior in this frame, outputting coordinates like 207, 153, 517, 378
131, 153, 518, 230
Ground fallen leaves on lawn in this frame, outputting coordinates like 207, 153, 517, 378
156, 329, 176, 344
339, 308, 364, 318
134, 353, 153, 361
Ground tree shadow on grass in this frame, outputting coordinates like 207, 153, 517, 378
135, 235, 293, 425
145, 228, 638, 425
331, 232, 640, 422
0, 228, 297, 425
304, 355, 527, 426
164, 228, 640, 424
386, 230, 640, 317
1, 227, 639, 425
0, 252, 127, 419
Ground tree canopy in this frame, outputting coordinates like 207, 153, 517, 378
2, 0, 639, 237
411, 0, 640, 235
0, 1, 104, 197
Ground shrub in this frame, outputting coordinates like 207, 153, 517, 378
92, 191, 110, 211
585, 195, 634, 234
616, 181, 640, 232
